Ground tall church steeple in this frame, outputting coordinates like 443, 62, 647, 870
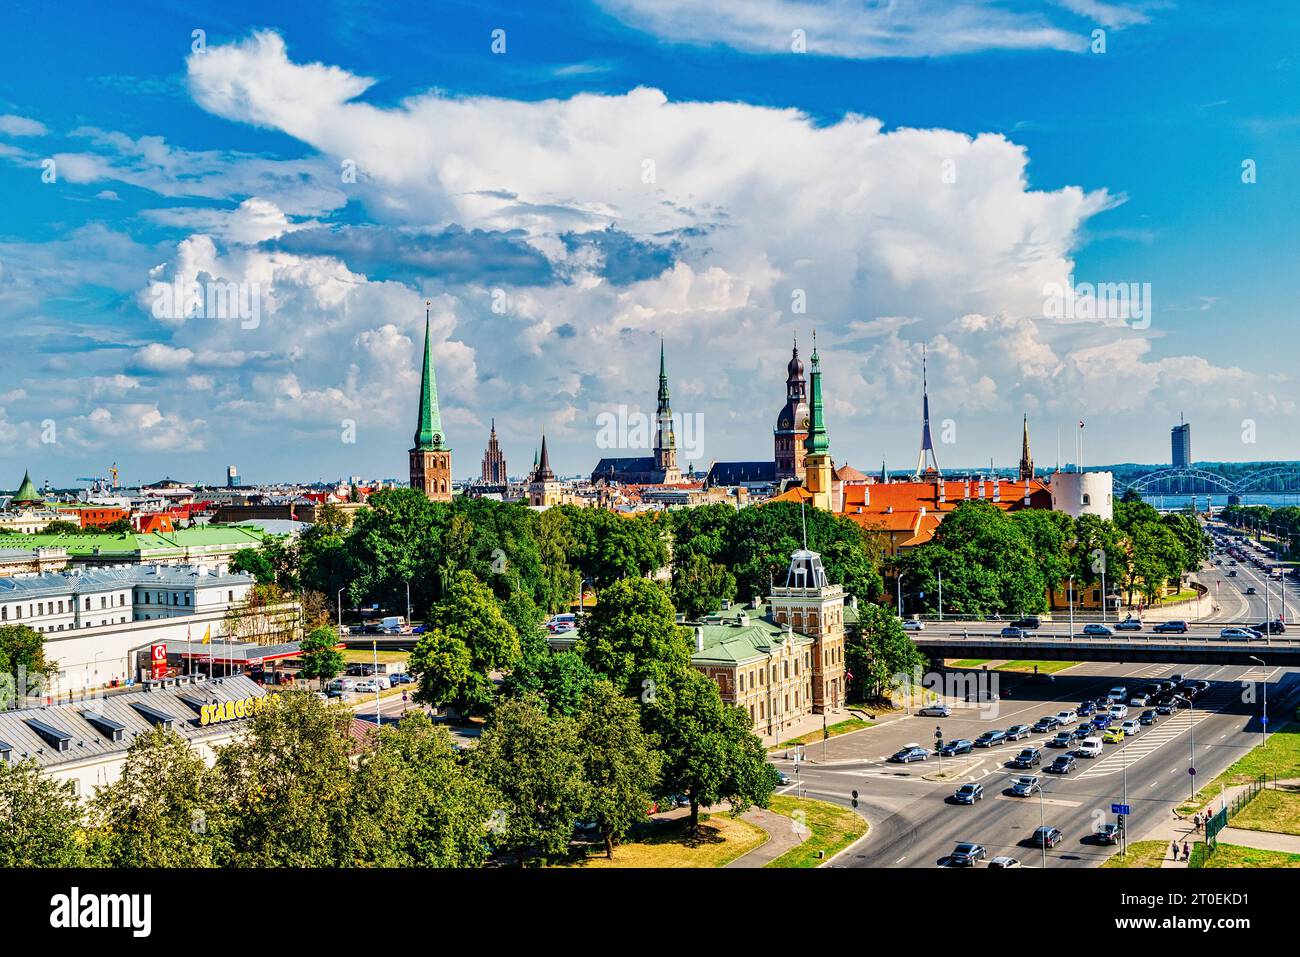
802, 331, 833, 511
409, 303, 452, 501
1018, 414, 1034, 482
653, 339, 680, 480
775, 335, 810, 481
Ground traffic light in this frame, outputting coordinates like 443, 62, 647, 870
1117, 814, 1126, 833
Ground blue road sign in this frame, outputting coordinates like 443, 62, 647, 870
1111, 804, 1131, 815
1262, 716, 1269, 726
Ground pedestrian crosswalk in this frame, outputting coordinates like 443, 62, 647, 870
1076, 686, 1236, 780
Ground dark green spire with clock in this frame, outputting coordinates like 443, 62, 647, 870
413, 313, 450, 452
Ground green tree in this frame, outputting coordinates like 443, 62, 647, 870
298, 625, 346, 687
410, 571, 520, 715
93, 518, 135, 535
230, 547, 277, 587
344, 713, 498, 867
214, 691, 354, 866
646, 668, 778, 834
86, 727, 224, 867
0, 759, 84, 866
575, 578, 690, 697
39, 519, 81, 536
0, 623, 57, 698
845, 603, 926, 703
575, 681, 661, 859
670, 552, 737, 620
470, 695, 589, 865
564, 506, 669, 587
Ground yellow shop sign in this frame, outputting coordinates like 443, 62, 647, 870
200, 695, 270, 726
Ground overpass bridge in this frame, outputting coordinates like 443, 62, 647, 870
913, 628, 1300, 667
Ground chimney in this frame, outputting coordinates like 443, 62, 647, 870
978, 478, 986, 499
937, 480, 945, 504
863, 485, 870, 506
694, 626, 704, 652
1023, 484, 1032, 506
919, 506, 926, 517
963, 480, 970, 499
992, 478, 1000, 502
737, 612, 750, 628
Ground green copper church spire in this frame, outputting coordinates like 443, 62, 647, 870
803, 330, 830, 455
413, 307, 449, 452
657, 338, 670, 410
11, 469, 42, 505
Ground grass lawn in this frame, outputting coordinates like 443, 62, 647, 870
342, 649, 409, 664
562, 815, 767, 868
1178, 723, 1300, 815
1156, 589, 1200, 605
951, 659, 990, 668
776, 717, 874, 750
764, 796, 867, 868
1229, 789, 1300, 836
1101, 840, 1173, 868
997, 660, 1079, 674
1194, 843, 1300, 868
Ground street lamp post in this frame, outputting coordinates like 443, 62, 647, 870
1038, 780, 1048, 869
1249, 655, 1268, 747
337, 587, 345, 632
938, 570, 943, 622
1068, 574, 1075, 640
897, 572, 906, 618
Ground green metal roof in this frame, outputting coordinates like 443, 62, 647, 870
412, 314, 450, 452
0, 525, 266, 556
10, 470, 42, 505
689, 607, 813, 666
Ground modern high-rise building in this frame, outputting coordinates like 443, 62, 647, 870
1171, 419, 1191, 469
409, 308, 452, 501
226, 465, 240, 488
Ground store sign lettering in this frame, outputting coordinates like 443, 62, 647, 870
200, 696, 270, 726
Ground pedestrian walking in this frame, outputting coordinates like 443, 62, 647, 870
1171, 840, 1178, 859
1182, 841, 1190, 860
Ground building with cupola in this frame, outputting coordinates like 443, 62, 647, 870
409, 310, 453, 501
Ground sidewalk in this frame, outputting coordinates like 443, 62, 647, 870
1136, 777, 1300, 867
726, 807, 806, 867
762, 703, 906, 753
1217, 825, 1300, 855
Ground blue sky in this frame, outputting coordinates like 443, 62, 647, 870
0, 0, 1297, 487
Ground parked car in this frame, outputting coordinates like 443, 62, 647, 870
949, 843, 988, 866
890, 744, 930, 763
346, 663, 375, 677
1047, 754, 1076, 775
1011, 747, 1042, 768
974, 730, 1007, 748
1082, 623, 1113, 636
1033, 826, 1064, 848
1154, 620, 1189, 634
953, 783, 985, 804
1011, 776, 1040, 797
1004, 724, 1031, 741
987, 856, 1022, 868
917, 704, 951, 717
940, 739, 974, 756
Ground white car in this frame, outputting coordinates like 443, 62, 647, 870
327, 677, 357, 692
917, 704, 951, 717
1121, 719, 1140, 736
1108, 704, 1129, 720
354, 679, 380, 693
1054, 710, 1077, 726
901, 619, 926, 631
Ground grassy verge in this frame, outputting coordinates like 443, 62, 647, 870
764, 796, 867, 868
1101, 840, 1173, 868
1229, 789, 1300, 836
1177, 722, 1300, 815
997, 660, 1080, 674
1193, 843, 1300, 868
562, 815, 767, 868
775, 717, 874, 750
951, 659, 990, 668
1156, 589, 1200, 605
342, 649, 409, 664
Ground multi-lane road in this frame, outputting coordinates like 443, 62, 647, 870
775, 543, 1300, 868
